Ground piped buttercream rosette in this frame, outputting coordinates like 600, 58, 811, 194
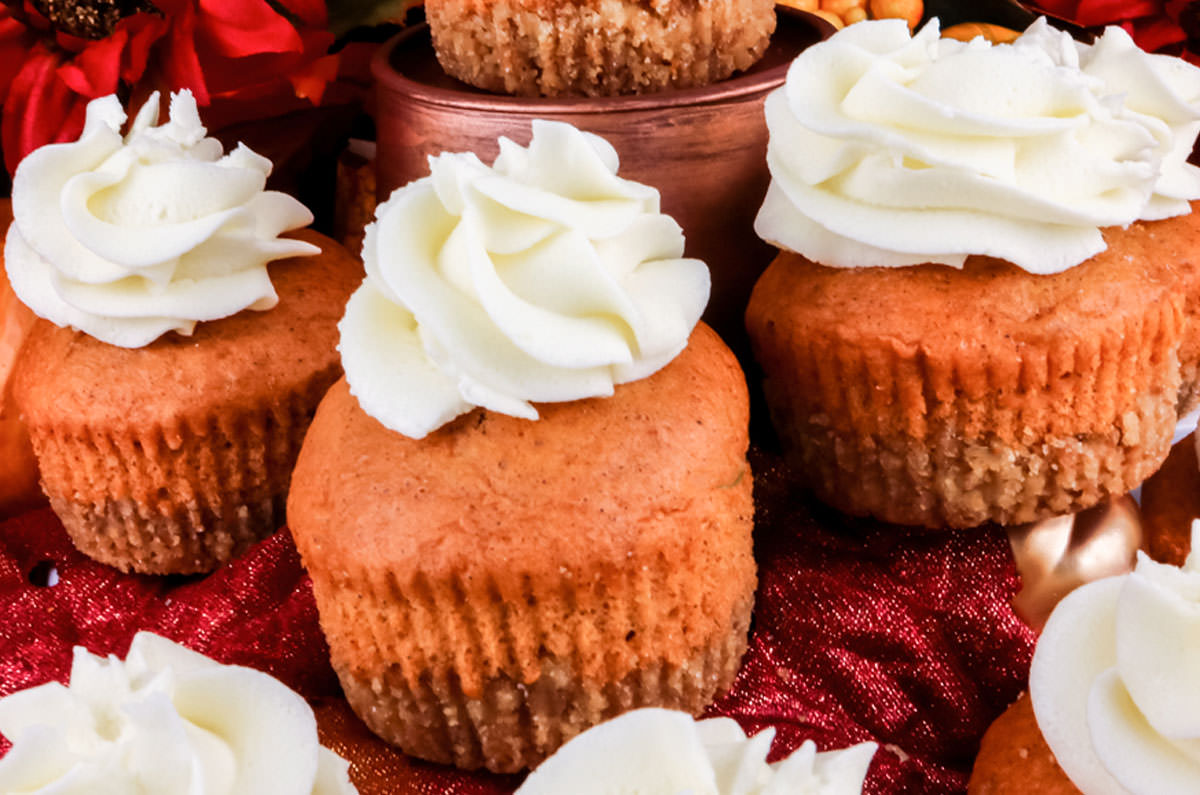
5, 90, 318, 348
339, 119, 710, 438
0, 632, 356, 795
515, 708, 877, 795
755, 18, 1200, 273
1030, 521, 1200, 794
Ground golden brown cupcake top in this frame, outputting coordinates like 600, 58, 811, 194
753, 214, 1184, 355
13, 229, 359, 432
291, 322, 748, 584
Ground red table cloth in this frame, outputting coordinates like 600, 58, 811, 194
0, 451, 1035, 794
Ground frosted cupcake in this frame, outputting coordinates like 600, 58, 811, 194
9, 91, 361, 573
746, 19, 1200, 528
969, 521, 1200, 793
288, 120, 755, 772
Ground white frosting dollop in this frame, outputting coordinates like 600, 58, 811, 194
340, 119, 710, 438
1030, 521, 1200, 794
5, 90, 319, 348
515, 708, 877, 795
755, 18, 1200, 274
0, 632, 357, 795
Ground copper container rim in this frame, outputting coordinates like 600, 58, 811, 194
370, 11, 833, 115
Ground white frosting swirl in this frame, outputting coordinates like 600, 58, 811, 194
0, 632, 356, 795
340, 119, 709, 438
1030, 521, 1200, 794
515, 708, 877, 795
755, 18, 1200, 274
5, 90, 319, 348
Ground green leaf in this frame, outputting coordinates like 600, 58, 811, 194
326, 0, 421, 38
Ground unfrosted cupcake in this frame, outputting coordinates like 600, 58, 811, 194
425, 0, 776, 96
288, 120, 755, 773
8, 91, 361, 574
746, 19, 1200, 528
969, 522, 1200, 794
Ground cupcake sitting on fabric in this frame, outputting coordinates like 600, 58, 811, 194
290, 120, 755, 773
9, 91, 361, 574
746, 18, 1200, 528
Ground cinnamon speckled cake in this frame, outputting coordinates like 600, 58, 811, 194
289, 324, 755, 772
287, 121, 756, 772
7, 92, 361, 574
747, 20, 1200, 528
14, 229, 359, 573
747, 237, 1183, 529
425, 0, 776, 96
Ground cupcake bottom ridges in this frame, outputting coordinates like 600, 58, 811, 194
767, 382, 1175, 529
426, 0, 776, 96
14, 230, 361, 574
1155, 202, 1200, 414
32, 386, 321, 574
337, 606, 750, 771
49, 494, 282, 576
289, 323, 756, 772
747, 223, 1185, 529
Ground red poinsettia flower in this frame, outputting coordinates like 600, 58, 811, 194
1029, 0, 1200, 58
0, 0, 346, 174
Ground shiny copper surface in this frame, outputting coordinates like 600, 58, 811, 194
1140, 431, 1200, 567
370, 11, 831, 358
1007, 496, 1142, 631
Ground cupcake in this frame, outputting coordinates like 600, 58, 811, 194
0, 198, 41, 519
288, 120, 755, 773
969, 521, 1200, 793
424, 0, 776, 96
0, 632, 357, 793
745, 19, 1200, 529
8, 90, 361, 574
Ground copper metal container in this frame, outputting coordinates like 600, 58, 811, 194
370, 11, 831, 360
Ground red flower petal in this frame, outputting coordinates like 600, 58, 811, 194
2, 43, 87, 174
56, 27, 126, 97
196, 0, 303, 58
272, 0, 330, 28
0, 11, 36, 106
288, 52, 339, 104
1132, 14, 1189, 50
157, 1, 210, 104
1072, 0, 1162, 25
120, 13, 171, 86
1029, 0, 1082, 17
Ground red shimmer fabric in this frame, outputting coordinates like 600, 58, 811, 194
0, 451, 1034, 794
713, 452, 1037, 794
